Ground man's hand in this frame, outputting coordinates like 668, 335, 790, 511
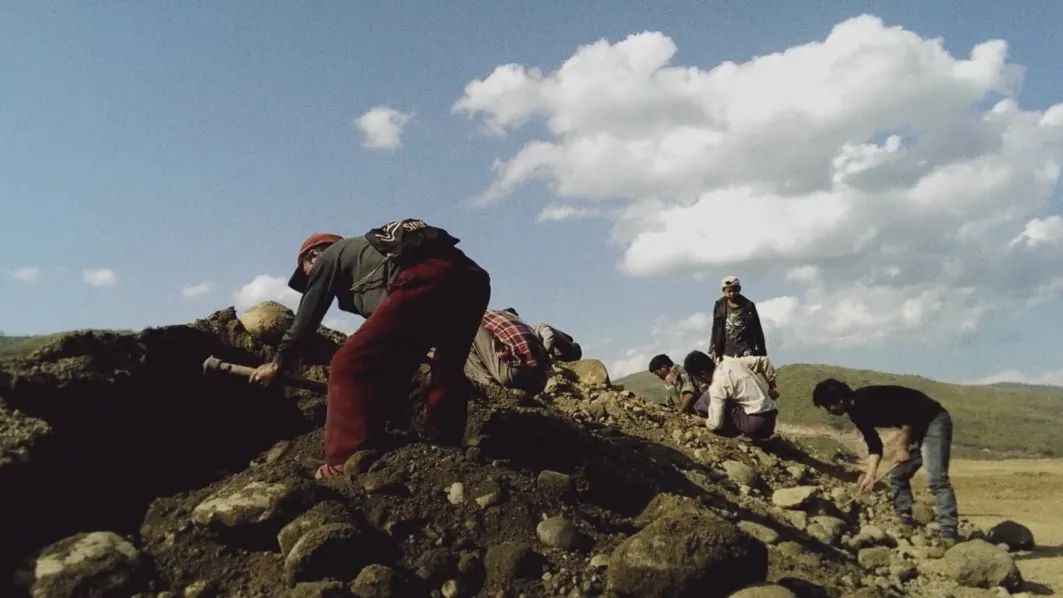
895, 444, 912, 464
857, 473, 877, 495
768, 385, 780, 400
249, 362, 280, 386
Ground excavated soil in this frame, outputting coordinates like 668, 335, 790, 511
0, 307, 1050, 597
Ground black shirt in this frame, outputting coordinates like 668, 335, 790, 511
846, 385, 945, 456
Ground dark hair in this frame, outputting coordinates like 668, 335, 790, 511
812, 378, 852, 408
648, 354, 673, 372
683, 350, 715, 381
502, 307, 519, 316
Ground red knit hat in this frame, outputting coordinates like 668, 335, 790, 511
289, 232, 342, 292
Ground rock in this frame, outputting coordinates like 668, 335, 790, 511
284, 523, 389, 586
888, 562, 917, 582
362, 471, 406, 496
27, 531, 142, 598
415, 548, 454, 582
728, 584, 799, 598
772, 486, 817, 509
440, 579, 462, 598
350, 564, 396, 598
536, 470, 575, 500
588, 554, 610, 569
635, 493, 707, 527
912, 502, 936, 525
558, 359, 611, 386
0, 406, 52, 478
239, 301, 295, 344
723, 461, 760, 487
774, 542, 804, 559
446, 482, 465, 505
607, 511, 767, 598
289, 581, 348, 598
278, 501, 353, 557
536, 516, 586, 550
737, 521, 780, 545
807, 516, 847, 545
484, 542, 541, 584
855, 525, 888, 547
184, 580, 216, 598
858, 547, 892, 570
986, 520, 1035, 551
786, 465, 809, 483
192, 480, 303, 529
785, 510, 808, 530
944, 539, 1023, 590
343, 450, 380, 478
475, 489, 505, 509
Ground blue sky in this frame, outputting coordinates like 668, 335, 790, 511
2, 3, 1062, 384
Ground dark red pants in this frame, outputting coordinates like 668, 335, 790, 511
325, 249, 490, 466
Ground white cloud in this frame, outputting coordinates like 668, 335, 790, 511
356, 106, 413, 150
457, 16, 1063, 346
1010, 215, 1063, 249
536, 204, 602, 222
611, 348, 656, 380
181, 283, 212, 299
82, 269, 117, 287
234, 275, 301, 312
323, 314, 363, 335
11, 267, 40, 282
968, 367, 1063, 386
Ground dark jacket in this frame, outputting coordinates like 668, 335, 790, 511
709, 294, 766, 360
846, 385, 946, 456
274, 237, 396, 369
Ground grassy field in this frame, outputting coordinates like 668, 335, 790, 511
618, 363, 1063, 458
0, 335, 57, 359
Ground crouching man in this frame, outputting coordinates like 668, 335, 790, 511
648, 354, 701, 412
464, 308, 550, 396
683, 350, 779, 440
811, 378, 959, 544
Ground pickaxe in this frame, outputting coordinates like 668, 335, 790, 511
202, 355, 327, 394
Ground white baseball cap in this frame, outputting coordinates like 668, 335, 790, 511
721, 275, 741, 289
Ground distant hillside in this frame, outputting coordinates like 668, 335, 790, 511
617, 363, 1063, 458
0, 335, 56, 359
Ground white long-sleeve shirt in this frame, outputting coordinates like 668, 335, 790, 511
704, 356, 779, 431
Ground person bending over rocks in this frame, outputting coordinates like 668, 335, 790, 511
464, 308, 550, 397
249, 220, 490, 480
534, 322, 582, 362
811, 378, 959, 545
682, 350, 780, 440
648, 354, 702, 413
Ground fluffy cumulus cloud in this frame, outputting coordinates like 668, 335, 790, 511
356, 106, 413, 150
11, 267, 40, 282
82, 268, 117, 287
181, 283, 212, 299
234, 275, 300, 312
456, 16, 1063, 347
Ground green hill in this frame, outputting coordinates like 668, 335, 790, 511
617, 363, 1063, 458
0, 335, 56, 359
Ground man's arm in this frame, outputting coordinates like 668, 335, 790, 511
678, 391, 697, 415
854, 418, 885, 494
734, 356, 779, 398
750, 303, 767, 356
704, 384, 728, 431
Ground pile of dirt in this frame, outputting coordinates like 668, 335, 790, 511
0, 305, 1039, 597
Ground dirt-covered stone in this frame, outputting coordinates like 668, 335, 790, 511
349, 564, 397, 598
23, 531, 142, 598
772, 486, 818, 509
278, 501, 355, 557
944, 539, 1023, 590
284, 523, 393, 586
607, 511, 767, 597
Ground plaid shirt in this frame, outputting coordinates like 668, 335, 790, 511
482, 309, 547, 368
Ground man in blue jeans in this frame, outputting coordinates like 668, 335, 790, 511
812, 378, 959, 545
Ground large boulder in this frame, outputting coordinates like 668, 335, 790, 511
558, 359, 611, 386
635, 493, 707, 527
723, 461, 760, 488
24, 531, 142, 598
239, 301, 295, 344
278, 501, 355, 557
484, 541, 542, 585
986, 520, 1035, 551
944, 539, 1023, 590
284, 523, 392, 586
607, 511, 767, 597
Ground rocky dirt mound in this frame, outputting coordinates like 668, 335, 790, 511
0, 306, 1040, 597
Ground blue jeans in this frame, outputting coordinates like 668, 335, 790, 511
889, 411, 958, 536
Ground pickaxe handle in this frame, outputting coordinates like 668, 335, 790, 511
202, 355, 328, 394
843, 461, 902, 507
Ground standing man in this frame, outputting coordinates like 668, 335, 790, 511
811, 378, 959, 544
648, 354, 701, 412
464, 308, 550, 396
250, 220, 490, 479
683, 350, 780, 439
709, 276, 767, 362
